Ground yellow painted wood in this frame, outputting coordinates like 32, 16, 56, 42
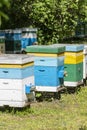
0, 62, 34, 68
27, 52, 64, 57
64, 51, 83, 64
64, 53, 83, 64
64, 51, 83, 56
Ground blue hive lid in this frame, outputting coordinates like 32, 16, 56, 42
50, 43, 84, 52
65, 44, 84, 52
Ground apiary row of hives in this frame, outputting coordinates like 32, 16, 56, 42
0, 43, 86, 107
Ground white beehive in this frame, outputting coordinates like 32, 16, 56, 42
0, 54, 34, 107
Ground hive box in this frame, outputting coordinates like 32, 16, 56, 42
64, 44, 84, 87
51, 43, 85, 86
21, 28, 37, 49
83, 45, 87, 83
5, 29, 22, 54
0, 54, 34, 107
26, 45, 65, 92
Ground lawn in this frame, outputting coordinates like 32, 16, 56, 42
0, 87, 87, 130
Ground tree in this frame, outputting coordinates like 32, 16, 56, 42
30, 0, 80, 44
77, 0, 87, 22
1, 0, 87, 44
1, 0, 34, 29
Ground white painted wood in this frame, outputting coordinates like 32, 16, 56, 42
0, 76, 34, 107
83, 55, 87, 79
0, 76, 34, 90
0, 54, 34, 64
0, 101, 29, 107
22, 33, 37, 38
22, 28, 37, 32
64, 80, 83, 87
13, 29, 21, 33
0, 90, 23, 101
83, 45, 87, 79
83, 45, 87, 54
36, 86, 60, 92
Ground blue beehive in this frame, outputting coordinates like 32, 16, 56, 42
21, 28, 37, 49
26, 45, 65, 92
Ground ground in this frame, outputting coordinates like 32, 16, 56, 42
0, 87, 87, 130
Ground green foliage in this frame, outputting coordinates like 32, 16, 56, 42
30, 0, 86, 44
84, 0, 87, 22
78, 0, 87, 21
1, 0, 35, 29
0, 0, 10, 26
1, 0, 87, 44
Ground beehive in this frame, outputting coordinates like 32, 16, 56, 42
21, 28, 37, 50
83, 45, 87, 83
50, 43, 85, 87
0, 54, 34, 107
5, 29, 22, 54
26, 45, 65, 92
64, 44, 84, 87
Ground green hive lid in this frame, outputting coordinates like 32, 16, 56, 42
25, 45, 65, 54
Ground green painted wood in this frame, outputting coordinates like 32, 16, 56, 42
64, 62, 83, 82
25, 45, 65, 54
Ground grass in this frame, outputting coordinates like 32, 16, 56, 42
0, 87, 87, 130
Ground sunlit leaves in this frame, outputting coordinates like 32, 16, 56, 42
31, 0, 82, 44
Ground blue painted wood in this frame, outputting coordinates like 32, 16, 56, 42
5, 33, 21, 40
29, 38, 37, 45
34, 56, 64, 66
21, 38, 29, 48
0, 66, 34, 79
13, 33, 21, 40
25, 85, 31, 94
22, 66, 34, 78
66, 45, 84, 52
0, 31, 5, 37
58, 66, 64, 78
34, 66, 64, 86
21, 38, 37, 49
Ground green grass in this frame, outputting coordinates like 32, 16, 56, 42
0, 87, 87, 130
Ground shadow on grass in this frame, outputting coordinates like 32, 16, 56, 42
0, 105, 34, 115
66, 86, 81, 94
79, 125, 87, 130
